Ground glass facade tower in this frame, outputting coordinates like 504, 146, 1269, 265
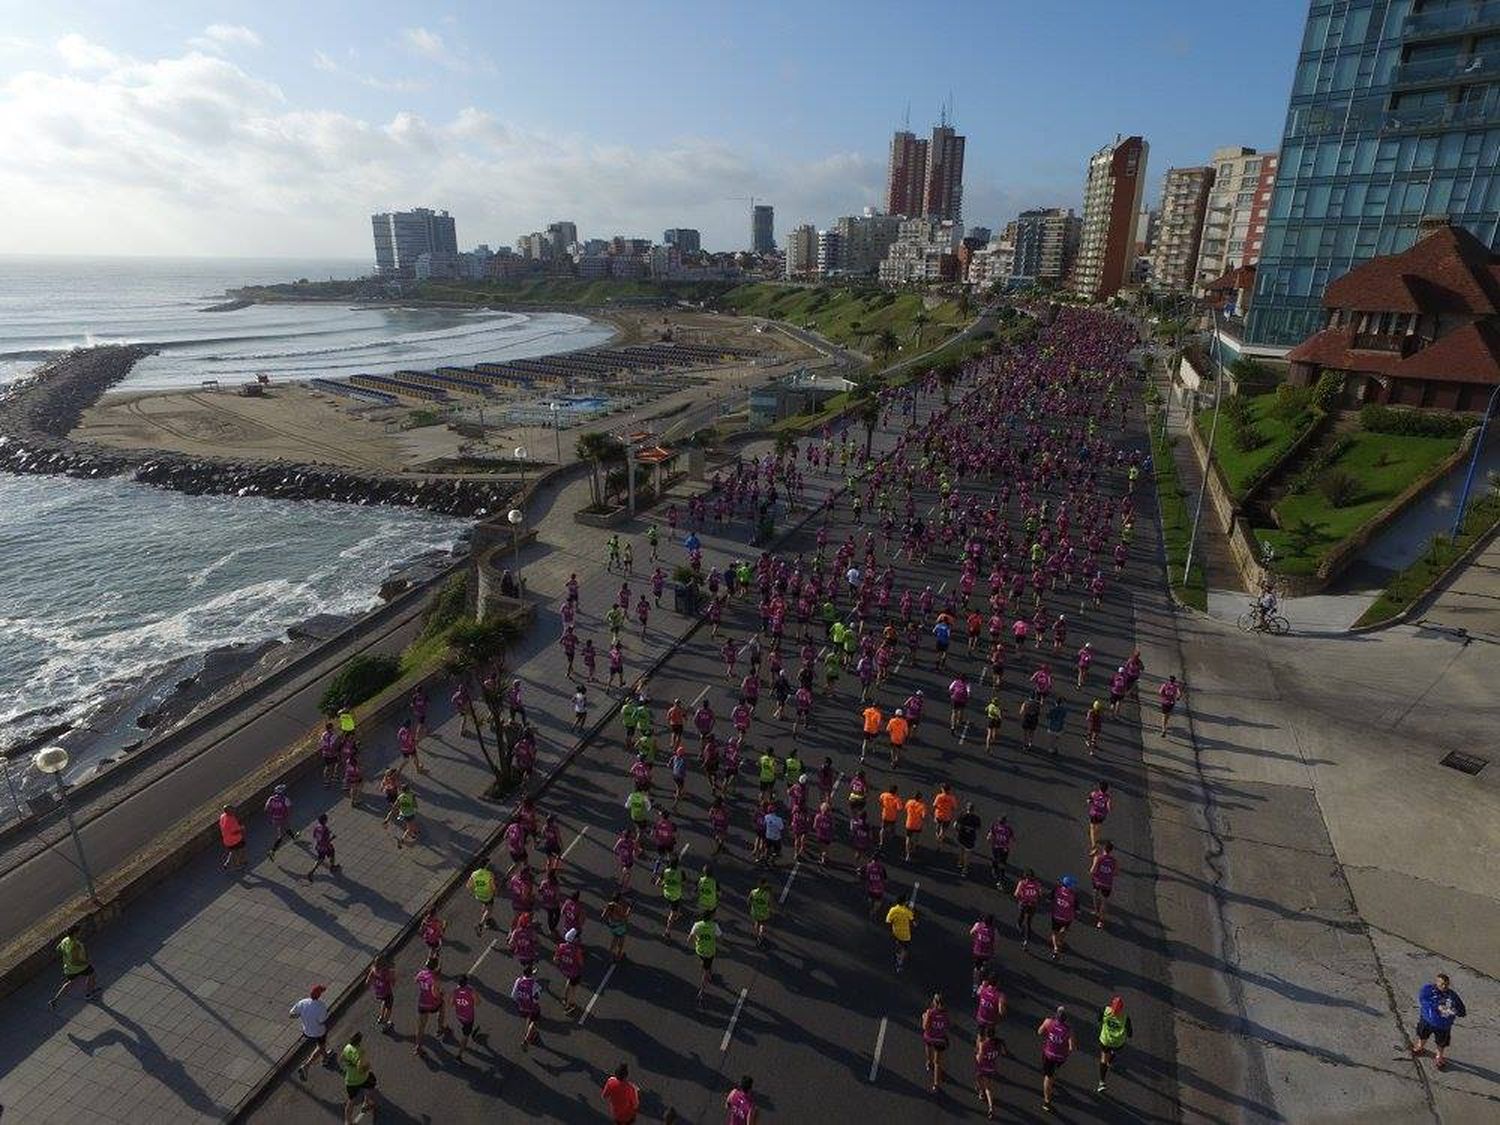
1246, 0, 1500, 347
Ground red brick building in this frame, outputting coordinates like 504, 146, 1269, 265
1284, 219, 1500, 412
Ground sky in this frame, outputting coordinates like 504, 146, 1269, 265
0, 0, 1310, 261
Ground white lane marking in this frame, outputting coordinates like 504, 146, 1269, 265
692, 684, 711, 705
869, 1016, 888, 1082
908, 881, 920, 907
719, 986, 749, 1051
468, 939, 497, 976
578, 963, 616, 1026
938, 581, 948, 594
561, 827, 589, 861
778, 861, 800, 905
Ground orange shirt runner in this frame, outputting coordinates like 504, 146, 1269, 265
904, 797, 929, 833
879, 790, 902, 825
932, 790, 957, 824
862, 706, 883, 735
886, 715, 910, 746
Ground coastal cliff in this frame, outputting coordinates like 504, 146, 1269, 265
0, 347, 516, 516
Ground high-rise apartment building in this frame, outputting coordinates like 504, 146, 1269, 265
1191, 147, 1266, 292
663, 228, 701, 254
785, 224, 818, 278
1074, 135, 1148, 300
1150, 166, 1215, 292
1010, 208, 1082, 284
886, 130, 929, 218
751, 204, 775, 253
832, 211, 902, 275
878, 218, 962, 284
372, 208, 458, 277
923, 123, 966, 223
1242, 152, 1280, 266
546, 221, 578, 257
1246, 0, 1500, 349
816, 229, 843, 277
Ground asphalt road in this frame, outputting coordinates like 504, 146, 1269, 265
248, 364, 1179, 1124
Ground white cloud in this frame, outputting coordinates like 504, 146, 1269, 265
193, 24, 262, 51
0, 38, 888, 256
312, 49, 425, 93
399, 26, 492, 74
55, 34, 118, 71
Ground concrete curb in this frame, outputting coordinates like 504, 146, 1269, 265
1347, 508, 1500, 633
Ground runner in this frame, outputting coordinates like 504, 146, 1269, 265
748, 877, 773, 946
956, 801, 982, 875
511, 963, 542, 1050
365, 955, 395, 1031
1013, 868, 1042, 949
554, 928, 585, 1016
48, 925, 99, 1010
392, 783, 420, 849
689, 911, 724, 1001
1049, 875, 1079, 962
1158, 673, 1184, 736
947, 673, 970, 734
969, 913, 997, 994
307, 813, 340, 880
1086, 780, 1112, 849
1090, 841, 1118, 928
1037, 1006, 1075, 1112
725, 1075, 759, 1124
878, 783, 901, 849
604, 892, 632, 963
1096, 995, 1133, 1093
984, 695, 1004, 752
602, 1063, 641, 1125
975, 1026, 1010, 1119
931, 783, 957, 849
291, 984, 333, 1079
885, 892, 916, 973
860, 701, 883, 761
1017, 693, 1041, 750
467, 863, 497, 935
886, 708, 909, 767
419, 908, 446, 970
1045, 695, 1069, 755
1085, 699, 1104, 756
264, 784, 296, 857
862, 851, 888, 919
989, 815, 1015, 890
451, 974, 480, 1062
921, 993, 950, 1093
218, 804, 246, 871
339, 1030, 378, 1124
902, 790, 928, 862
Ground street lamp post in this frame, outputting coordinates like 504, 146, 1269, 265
514, 446, 529, 493
507, 508, 524, 578
549, 403, 563, 465
1450, 383, 1499, 540
34, 745, 98, 903
1, 753, 23, 823
1182, 307, 1226, 587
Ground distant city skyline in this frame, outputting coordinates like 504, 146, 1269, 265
0, 1, 1307, 257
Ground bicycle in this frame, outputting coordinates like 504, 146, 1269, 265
1236, 604, 1290, 635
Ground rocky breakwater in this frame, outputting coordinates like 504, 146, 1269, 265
0, 346, 516, 516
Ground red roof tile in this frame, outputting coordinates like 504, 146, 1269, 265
1285, 322, 1500, 387
1323, 225, 1500, 315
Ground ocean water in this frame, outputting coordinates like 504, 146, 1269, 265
0, 256, 600, 805
0, 255, 612, 389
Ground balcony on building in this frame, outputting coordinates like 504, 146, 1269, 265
1401, 1, 1500, 42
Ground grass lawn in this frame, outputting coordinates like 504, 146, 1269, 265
1147, 401, 1207, 610
1259, 432, 1462, 575
1356, 491, 1500, 625
720, 284, 967, 354
1196, 394, 1316, 499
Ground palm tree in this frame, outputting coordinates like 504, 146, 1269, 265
912, 309, 930, 351
874, 328, 900, 369
852, 378, 882, 458
446, 615, 524, 787
936, 361, 958, 406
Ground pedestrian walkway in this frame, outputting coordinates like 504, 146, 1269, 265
1153, 378, 1244, 595
0, 445, 815, 1122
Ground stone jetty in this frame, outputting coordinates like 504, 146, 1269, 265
0, 347, 515, 517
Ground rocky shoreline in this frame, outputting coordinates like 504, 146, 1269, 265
0, 345, 519, 516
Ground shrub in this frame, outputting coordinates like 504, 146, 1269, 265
1311, 371, 1343, 412
1231, 420, 1264, 452
1288, 435, 1354, 494
1316, 467, 1360, 508
1359, 403, 1474, 438
1220, 395, 1252, 428
319, 653, 401, 716
1272, 383, 1312, 423
419, 573, 470, 640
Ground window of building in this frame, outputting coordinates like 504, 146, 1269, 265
1364, 184, 1389, 215
1329, 185, 1347, 216
1353, 137, 1379, 174
1373, 140, 1400, 174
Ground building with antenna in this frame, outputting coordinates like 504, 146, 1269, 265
884, 102, 966, 224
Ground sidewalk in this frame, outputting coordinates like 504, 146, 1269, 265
0, 434, 840, 1122
1153, 375, 1243, 594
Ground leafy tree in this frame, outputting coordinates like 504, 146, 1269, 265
445, 615, 524, 787
936, 361, 959, 405
575, 431, 615, 506
912, 309, 930, 350
1284, 518, 1326, 558
874, 328, 900, 367
852, 378, 882, 458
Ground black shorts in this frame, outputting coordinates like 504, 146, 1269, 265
227, 840, 245, 852
63, 965, 94, 981
767, 838, 783, 857
1051, 917, 1072, 933
1094, 884, 1112, 898
458, 1018, 475, 1036
1160, 702, 1176, 715
1042, 1057, 1065, 1077
1415, 1020, 1451, 1048
304, 1033, 328, 1052
700, 956, 715, 972
972, 955, 990, 970
926, 1039, 948, 1053
345, 1075, 377, 1100
987, 718, 1002, 731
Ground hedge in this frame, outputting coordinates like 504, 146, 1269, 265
1359, 404, 1474, 438
319, 653, 402, 716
